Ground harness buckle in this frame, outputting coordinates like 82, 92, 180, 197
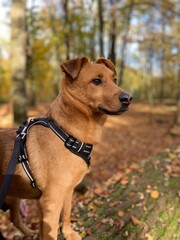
64, 136, 76, 150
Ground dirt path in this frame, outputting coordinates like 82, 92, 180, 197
89, 102, 179, 184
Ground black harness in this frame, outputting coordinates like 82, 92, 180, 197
0, 117, 93, 209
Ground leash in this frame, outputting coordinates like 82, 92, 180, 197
0, 135, 22, 209
0, 117, 93, 209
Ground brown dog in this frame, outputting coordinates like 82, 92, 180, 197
0, 57, 132, 239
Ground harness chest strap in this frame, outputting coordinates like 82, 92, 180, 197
17, 117, 93, 188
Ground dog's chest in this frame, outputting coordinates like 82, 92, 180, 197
27, 129, 89, 190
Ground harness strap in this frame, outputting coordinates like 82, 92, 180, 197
17, 118, 93, 188
47, 120, 93, 166
0, 136, 21, 209
17, 118, 50, 189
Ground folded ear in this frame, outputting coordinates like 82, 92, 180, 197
95, 57, 116, 75
60, 57, 89, 80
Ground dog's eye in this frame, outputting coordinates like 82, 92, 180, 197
92, 78, 103, 85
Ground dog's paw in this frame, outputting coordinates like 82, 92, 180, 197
63, 230, 82, 240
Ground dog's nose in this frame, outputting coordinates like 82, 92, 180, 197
119, 93, 132, 105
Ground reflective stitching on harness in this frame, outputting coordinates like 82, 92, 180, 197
48, 124, 66, 142
21, 162, 34, 182
77, 142, 84, 153
86, 145, 92, 148
83, 150, 90, 153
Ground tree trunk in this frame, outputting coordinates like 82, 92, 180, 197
160, 15, 166, 102
98, 0, 104, 57
62, 0, 70, 60
89, 0, 96, 61
108, 1, 117, 65
26, 0, 36, 106
58, 146, 180, 239
146, 45, 154, 123
118, 0, 134, 86
11, 0, 28, 124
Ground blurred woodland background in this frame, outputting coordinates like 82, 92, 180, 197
0, 0, 179, 124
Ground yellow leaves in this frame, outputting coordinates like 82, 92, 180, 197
150, 190, 160, 199
146, 185, 160, 199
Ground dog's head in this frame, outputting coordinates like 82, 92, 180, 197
60, 57, 132, 115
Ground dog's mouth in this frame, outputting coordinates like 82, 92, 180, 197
98, 106, 128, 115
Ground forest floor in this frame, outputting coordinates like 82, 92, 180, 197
0, 102, 179, 239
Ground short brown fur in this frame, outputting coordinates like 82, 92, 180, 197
0, 57, 130, 239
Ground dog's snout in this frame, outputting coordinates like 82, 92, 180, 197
119, 93, 132, 105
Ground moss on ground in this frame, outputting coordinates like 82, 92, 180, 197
71, 146, 180, 240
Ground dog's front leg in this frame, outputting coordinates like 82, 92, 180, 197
62, 190, 82, 240
38, 190, 65, 240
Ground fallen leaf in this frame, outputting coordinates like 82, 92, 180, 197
146, 184, 152, 193
145, 233, 154, 240
70, 217, 79, 222
121, 176, 129, 185
168, 153, 176, 159
113, 172, 124, 182
95, 221, 102, 228
94, 187, 102, 195
125, 168, 132, 174
131, 215, 141, 225
108, 218, 114, 227
129, 163, 139, 170
129, 192, 136, 198
87, 228, 92, 236
150, 190, 159, 199
109, 201, 121, 207
138, 192, 145, 200
114, 218, 122, 228
123, 230, 129, 237
118, 210, 124, 217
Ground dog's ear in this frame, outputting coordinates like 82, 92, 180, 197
60, 57, 89, 80
95, 58, 116, 75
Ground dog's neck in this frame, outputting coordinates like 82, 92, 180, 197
46, 94, 107, 144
